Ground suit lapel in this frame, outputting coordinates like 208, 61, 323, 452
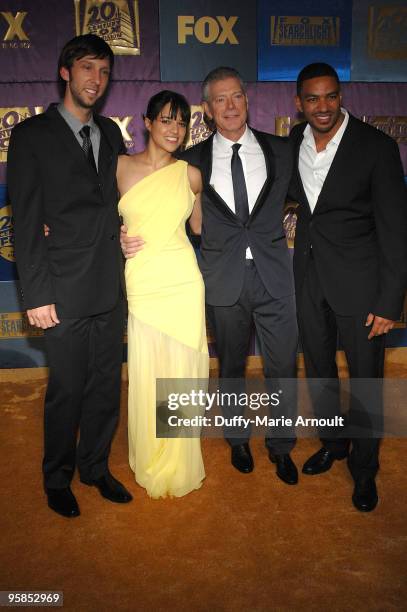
46, 105, 111, 183
201, 133, 238, 221
202, 128, 277, 223
46, 105, 93, 174
293, 123, 312, 216
313, 115, 356, 211
248, 129, 275, 221
94, 115, 113, 178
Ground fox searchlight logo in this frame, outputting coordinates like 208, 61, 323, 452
0, 10, 30, 49
271, 16, 340, 47
74, 0, 140, 55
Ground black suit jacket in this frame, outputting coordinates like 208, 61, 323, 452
7, 104, 125, 318
179, 128, 294, 306
289, 114, 407, 320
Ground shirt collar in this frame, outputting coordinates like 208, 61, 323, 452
214, 124, 252, 151
303, 108, 349, 151
57, 102, 96, 136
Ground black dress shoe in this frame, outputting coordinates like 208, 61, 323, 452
46, 487, 80, 518
81, 472, 133, 503
302, 447, 348, 475
268, 452, 298, 485
231, 443, 254, 473
352, 477, 378, 512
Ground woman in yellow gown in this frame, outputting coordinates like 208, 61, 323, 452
117, 91, 208, 499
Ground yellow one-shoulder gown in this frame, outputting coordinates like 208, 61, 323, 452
118, 160, 208, 498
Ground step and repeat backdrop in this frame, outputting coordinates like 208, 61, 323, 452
0, 0, 406, 366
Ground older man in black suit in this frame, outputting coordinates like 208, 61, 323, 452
289, 63, 407, 511
8, 34, 133, 517
123, 67, 299, 484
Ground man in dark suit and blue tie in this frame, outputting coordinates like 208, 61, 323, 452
8, 34, 133, 518
289, 63, 407, 511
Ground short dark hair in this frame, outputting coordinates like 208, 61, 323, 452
202, 66, 245, 102
145, 90, 191, 125
296, 63, 340, 96
58, 34, 114, 73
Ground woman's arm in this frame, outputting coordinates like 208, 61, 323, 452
187, 164, 203, 235
117, 154, 146, 257
189, 193, 202, 235
116, 154, 127, 196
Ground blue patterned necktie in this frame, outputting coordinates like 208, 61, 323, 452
79, 125, 97, 173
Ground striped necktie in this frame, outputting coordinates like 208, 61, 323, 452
79, 125, 97, 173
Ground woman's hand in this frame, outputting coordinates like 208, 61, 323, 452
120, 225, 145, 258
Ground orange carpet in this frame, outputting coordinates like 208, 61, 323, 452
1, 362, 407, 611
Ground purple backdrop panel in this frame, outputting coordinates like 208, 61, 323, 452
1, 81, 406, 183
252, 82, 407, 174
0, 0, 159, 84
103, 81, 203, 153
0, 0, 61, 82
0, 82, 60, 182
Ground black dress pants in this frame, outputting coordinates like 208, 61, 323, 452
297, 257, 385, 480
42, 298, 124, 489
207, 260, 298, 454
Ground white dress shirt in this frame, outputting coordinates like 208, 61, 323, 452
210, 125, 267, 258
299, 109, 349, 213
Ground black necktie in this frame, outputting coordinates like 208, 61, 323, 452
231, 143, 249, 224
79, 125, 97, 173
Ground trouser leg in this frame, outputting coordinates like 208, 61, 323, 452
336, 313, 385, 480
43, 317, 90, 489
252, 267, 298, 454
297, 259, 348, 455
77, 299, 124, 482
207, 268, 253, 446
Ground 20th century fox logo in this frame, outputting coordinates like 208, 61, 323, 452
0, 11, 30, 49
74, 0, 140, 55
0, 107, 44, 163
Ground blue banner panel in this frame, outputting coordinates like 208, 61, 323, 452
351, 0, 407, 82
0, 280, 47, 367
159, 0, 257, 82
258, 0, 352, 81
0, 184, 17, 281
